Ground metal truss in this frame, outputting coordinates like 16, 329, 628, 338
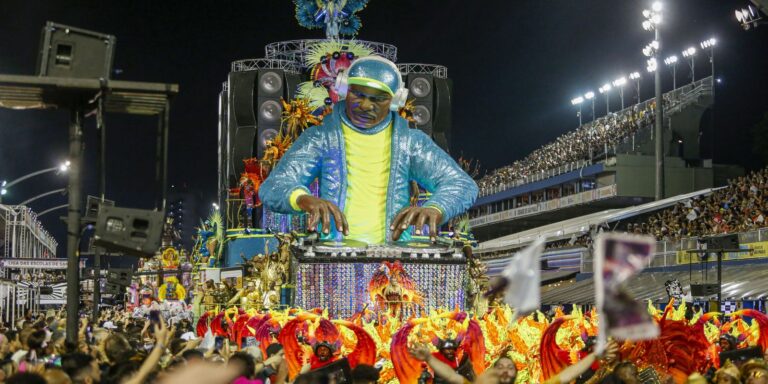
230, 59, 302, 74
397, 63, 448, 79
264, 39, 398, 66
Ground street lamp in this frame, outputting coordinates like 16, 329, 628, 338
584, 91, 596, 122
664, 55, 678, 89
643, 1, 664, 200
682, 47, 697, 82
598, 83, 612, 114
0, 161, 71, 203
212, 202, 220, 211
612, 76, 627, 109
18, 188, 67, 206
629, 72, 641, 103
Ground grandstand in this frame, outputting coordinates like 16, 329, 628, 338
469, 76, 744, 241
477, 166, 768, 308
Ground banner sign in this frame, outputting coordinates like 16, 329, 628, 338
0, 258, 68, 269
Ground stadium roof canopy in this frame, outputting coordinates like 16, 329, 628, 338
479, 187, 722, 251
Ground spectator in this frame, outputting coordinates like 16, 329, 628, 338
351, 364, 380, 384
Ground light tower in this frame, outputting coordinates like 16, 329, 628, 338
643, 1, 664, 200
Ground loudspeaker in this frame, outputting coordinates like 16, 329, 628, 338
93, 206, 164, 257
404, 74, 452, 151
85, 195, 115, 220
691, 283, 719, 296
103, 283, 123, 295
36, 22, 116, 79
39, 286, 54, 295
226, 69, 302, 183
705, 234, 740, 251
107, 268, 133, 286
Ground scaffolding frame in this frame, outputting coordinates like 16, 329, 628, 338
1, 204, 57, 261
264, 39, 398, 66
397, 63, 449, 79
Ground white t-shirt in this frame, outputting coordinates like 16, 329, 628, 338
11, 349, 28, 365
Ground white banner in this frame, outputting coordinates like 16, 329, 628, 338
0, 258, 68, 269
470, 185, 618, 227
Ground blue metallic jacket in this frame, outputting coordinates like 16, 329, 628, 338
259, 103, 478, 242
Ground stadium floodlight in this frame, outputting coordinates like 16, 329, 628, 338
598, 83, 612, 114
664, 55, 679, 88
571, 96, 585, 125
682, 47, 697, 82
646, 58, 657, 73
584, 91, 596, 121
643, 41, 660, 57
700, 38, 716, 48
629, 72, 641, 80
644, 1, 665, 201
612, 77, 627, 108
642, 20, 653, 31
735, 5, 764, 30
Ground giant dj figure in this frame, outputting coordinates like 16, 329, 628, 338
260, 56, 477, 244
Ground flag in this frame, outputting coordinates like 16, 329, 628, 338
487, 237, 546, 320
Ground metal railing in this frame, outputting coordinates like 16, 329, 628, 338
579, 226, 768, 272
478, 159, 593, 198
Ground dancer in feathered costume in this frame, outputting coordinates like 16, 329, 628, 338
390, 309, 486, 383
277, 311, 376, 380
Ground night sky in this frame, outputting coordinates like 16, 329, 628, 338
1, 0, 767, 255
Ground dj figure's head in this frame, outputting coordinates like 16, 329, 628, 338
336, 56, 408, 129
345, 85, 392, 129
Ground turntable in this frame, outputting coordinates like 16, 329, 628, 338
296, 236, 463, 260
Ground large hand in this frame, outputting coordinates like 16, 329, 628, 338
296, 195, 349, 236
390, 207, 443, 242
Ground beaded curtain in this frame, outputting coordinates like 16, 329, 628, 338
296, 262, 466, 318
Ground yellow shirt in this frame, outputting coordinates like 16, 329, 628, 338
340, 122, 391, 244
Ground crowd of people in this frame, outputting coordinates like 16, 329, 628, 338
9, 271, 65, 284
0, 304, 766, 384
621, 168, 768, 241
477, 101, 657, 197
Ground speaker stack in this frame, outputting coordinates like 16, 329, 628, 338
400, 64, 453, 152
223, 60, 303, 187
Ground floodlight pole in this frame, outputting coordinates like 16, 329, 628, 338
65, 106, 84, 345
654, 27, 665, 201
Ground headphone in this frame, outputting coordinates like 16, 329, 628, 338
335, 55, 409, 112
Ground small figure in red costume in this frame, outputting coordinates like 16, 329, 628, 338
301, 341, 339, 373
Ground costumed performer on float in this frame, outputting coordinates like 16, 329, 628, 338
158, 276, 187, 302
259, 56, 477, 243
